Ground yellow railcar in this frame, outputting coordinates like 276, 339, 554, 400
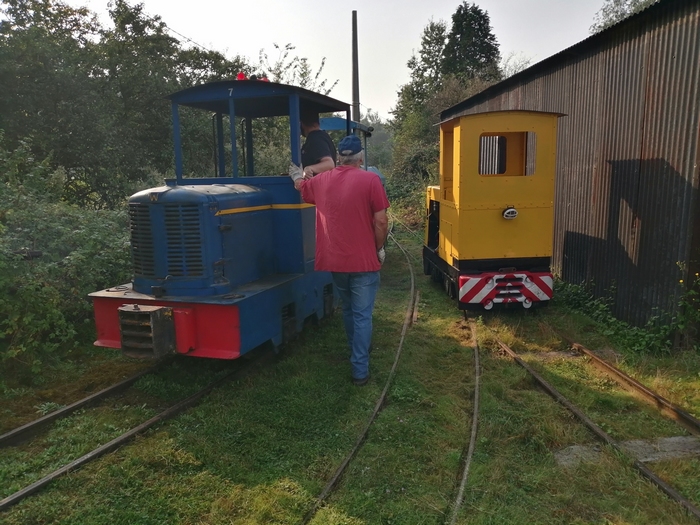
423, 110, 564, 310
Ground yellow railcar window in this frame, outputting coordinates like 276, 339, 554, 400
479, 135, 507, 174
478, 132, 537, 177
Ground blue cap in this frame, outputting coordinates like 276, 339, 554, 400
338, 135, 362, 155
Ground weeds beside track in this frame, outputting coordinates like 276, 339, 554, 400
0, 353, 268, 511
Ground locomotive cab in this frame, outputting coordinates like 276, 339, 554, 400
91, 80, 352, 359
423, 110, 564, 310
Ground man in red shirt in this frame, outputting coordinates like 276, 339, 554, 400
290, 134, 389, 385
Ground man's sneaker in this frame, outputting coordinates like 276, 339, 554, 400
352, 374, 370, 386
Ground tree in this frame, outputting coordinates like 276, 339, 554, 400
0, 0, 250, 207
258, 43, 338, 94
388, 3, 502, 211
0, 133, 131, 370
392, 3, 501, 131
391, 20, 448, 135
442, 2, 501, 83
0, 0, 114, 204
500, 51, 532, 79
407, 20, 447, 102
360, 110, 391, 171
0, 0, 342, 205
590, 0, 657, 33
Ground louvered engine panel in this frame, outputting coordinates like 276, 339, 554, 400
129, 204, 155, 277
164, 204, 204, 277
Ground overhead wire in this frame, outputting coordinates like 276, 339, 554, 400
161, 22, 216, 54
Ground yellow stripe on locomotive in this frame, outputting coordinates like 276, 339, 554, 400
423, 110, 564, 310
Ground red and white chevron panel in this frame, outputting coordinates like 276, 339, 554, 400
458, 272, 553, 309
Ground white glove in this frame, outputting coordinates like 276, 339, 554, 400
377, 247, 386, 264
288, 162, 303, 182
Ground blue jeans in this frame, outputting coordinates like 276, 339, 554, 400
332, 271, 380, 380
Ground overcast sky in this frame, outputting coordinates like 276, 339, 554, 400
67, 0, 606, 120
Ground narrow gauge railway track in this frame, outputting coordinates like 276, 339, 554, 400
0, 352, 271, 512
388, 215, 485, 522
443, 320, 481, 525
496, 338, 700, 521
563, 338, 700, 437
0, 363, 163, 449
326, 218, 483, 524
300, 231, 417, 524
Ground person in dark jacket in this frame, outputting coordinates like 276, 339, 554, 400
299, 109, 336, 178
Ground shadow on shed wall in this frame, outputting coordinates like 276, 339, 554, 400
561, 158, 695, 326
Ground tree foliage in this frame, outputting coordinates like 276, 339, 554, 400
258, 43, 338, 95
0, 0, 341, 372
0, 0, 249, 208
500, 51, 532, 79
0, 134, 131, 369
360, 110, 392, 172
389, 2, 500, 209
0, 0, 344, 207
442, 2, 501, 82
405, 20, 447, 106
590, 0, 657, 33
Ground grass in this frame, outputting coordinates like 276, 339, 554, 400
0, 349, 152, 434
1, 227, 700, 524
0, 357, 244, 501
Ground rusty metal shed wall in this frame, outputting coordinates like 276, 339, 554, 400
442, 0, 700, 326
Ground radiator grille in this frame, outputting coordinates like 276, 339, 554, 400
165, 204, 204, 276
118, 305, 175, 359
129, 204, 155, 277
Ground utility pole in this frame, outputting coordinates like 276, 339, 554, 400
351, 10, 360, 123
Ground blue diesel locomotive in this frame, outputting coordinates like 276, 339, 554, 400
90, 79, 352, 359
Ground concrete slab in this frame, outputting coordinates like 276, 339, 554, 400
554, 444, 603, 468
554, 436, 700, 467
620, 436, 700, 463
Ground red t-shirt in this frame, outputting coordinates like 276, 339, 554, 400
300, 165, 390, 272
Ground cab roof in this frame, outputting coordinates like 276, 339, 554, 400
440, 108, 566, 124
168, 80, 349, 118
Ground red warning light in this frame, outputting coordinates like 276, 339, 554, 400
236, 72, 246, 80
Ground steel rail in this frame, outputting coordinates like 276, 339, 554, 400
0, 364, 163, 448
0, 355, 265, 512
445, 320, 481, 525
496, 339, 700, 521
566, 340, 700, 437
300, 231, 416, 525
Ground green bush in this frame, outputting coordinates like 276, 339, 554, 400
554, 279, 700, 354
0, 136, 131, 369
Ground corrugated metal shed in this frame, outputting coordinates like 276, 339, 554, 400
442, 0, 700, 326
